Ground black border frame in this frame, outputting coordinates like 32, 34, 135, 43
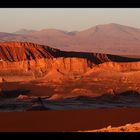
0, 132, 140, 139
0, 0, 140, 8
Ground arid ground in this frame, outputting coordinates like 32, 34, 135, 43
0, 108, 139, 132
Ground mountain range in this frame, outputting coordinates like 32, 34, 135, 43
1, 23, 140, 56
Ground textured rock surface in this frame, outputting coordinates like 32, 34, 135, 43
0, 42, 58, 61
17, 94, 29, 100
81, 122, 140, 132
0, 42, 140, 82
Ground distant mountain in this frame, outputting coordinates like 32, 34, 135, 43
0, 32, 13, 37
13, 29, 36, 34
0, 23, 140, 56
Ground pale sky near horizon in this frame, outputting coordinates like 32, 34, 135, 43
0, 8, 140, 33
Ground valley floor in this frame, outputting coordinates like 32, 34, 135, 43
0, 108, 140, 132
1, 94, 140, 112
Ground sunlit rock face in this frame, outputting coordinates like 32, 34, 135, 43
0, 42, 140, 82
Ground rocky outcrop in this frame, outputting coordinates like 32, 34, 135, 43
17, 94, 29, 100
81, 122, 140, 132
51, 57, 92, 74
98, 61, 140, 72
0, 42, 140, 81
0, 42, 58, 61
0, 57, 92, 78
0, 42, 139, 63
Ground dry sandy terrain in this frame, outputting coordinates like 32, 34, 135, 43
0, 108, 139, 132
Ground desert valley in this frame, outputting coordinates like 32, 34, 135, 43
0, 23, 140, 131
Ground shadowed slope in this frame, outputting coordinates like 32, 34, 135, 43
0, 42, 140, 64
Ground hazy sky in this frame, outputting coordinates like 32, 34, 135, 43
0, 8, 140, 33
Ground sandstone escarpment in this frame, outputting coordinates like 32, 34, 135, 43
0, 42, 140, 81
51, 57, 92, 74
0, 57, 93, 79
0, 42, 140, 63
0, 42, 59, 61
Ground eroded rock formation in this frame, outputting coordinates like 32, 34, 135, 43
0, 42, 140, 81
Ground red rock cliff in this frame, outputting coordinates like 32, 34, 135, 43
0, 42, 140, 80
